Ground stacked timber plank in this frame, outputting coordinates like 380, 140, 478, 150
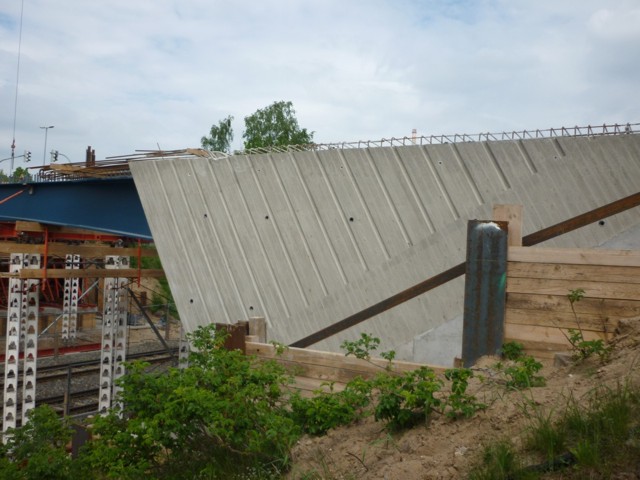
246, 341, 443, 395
505, 247, 640, 358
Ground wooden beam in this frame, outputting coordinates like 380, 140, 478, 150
505, 307, 620, 332
507, 277, 640, 301
290, 262, 466, 348
493, 204, 523, 246
522, 191, 640, 246
508, 262, 640, 284
501, 339, 570, 359
506, 292, 640, 317
508, 246, 640, 267
0, 241, 158, 258
246, 342, 444, 375
288, 192, 640, 349
15, 221, 116, 236
504, 323, 606, 346
0, 268, 165, 279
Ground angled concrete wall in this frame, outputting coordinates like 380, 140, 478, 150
131, 133, 640, 363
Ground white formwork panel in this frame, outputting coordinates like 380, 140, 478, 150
21, 254, 41, 423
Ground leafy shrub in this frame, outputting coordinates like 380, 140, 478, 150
565, 288, 611, 363
502, 356, 546, 389
494, 343, 545, 390
339, 334, 486, 430
82, 325, 300, 479
290, 378, 372, 435
341, 332, 395, 367
500, 341, 524, 361
373, 367, 443, 430
341, 333, 381, 360
444, 368, 486, 419
567, 329, 611, 363
0, 405, 76, 479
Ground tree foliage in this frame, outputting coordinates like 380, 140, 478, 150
202, 101, 313, 153
82, 325, 298, 479
200, 115, 234, 153
12, 167, 31, 181
0, 330, 493, 478
0, 167, 31, 184
243, 101, 313, 150
0, 405, 76, 479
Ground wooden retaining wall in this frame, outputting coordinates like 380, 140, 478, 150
215, 317, 442, 395
246, 341, 443, 395
504, 246, 640, 358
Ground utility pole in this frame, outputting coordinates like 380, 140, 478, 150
39, 125, 54, 166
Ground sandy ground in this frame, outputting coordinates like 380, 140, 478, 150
286, 318, 640, 479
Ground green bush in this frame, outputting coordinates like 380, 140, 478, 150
494, 344, 545, 390
373, 367, 443, 430
565, 288, 611, 363
0, 406, 76, 479
82, 325, 300, 479
444, 368, 486, 419
500, 341, 525, 361
290, 378, 371, 435
567, 329, 611, 363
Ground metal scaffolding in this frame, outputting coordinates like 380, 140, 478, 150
98, 255, 129, 415
3, 253, 40, 438
61, 254, 81, 340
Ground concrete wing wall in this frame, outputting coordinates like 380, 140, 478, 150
130, 133, 640, 362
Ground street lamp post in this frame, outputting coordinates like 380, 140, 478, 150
39, 125, 54, 166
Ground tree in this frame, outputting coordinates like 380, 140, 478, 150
242, 101, 313, 150
201, 115, 234, 153
12, 167, 31, 182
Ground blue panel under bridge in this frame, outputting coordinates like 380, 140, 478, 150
0, 177, 151, 239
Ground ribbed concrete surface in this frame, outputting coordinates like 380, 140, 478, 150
130, 133, 640, 361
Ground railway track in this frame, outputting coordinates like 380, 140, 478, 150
1, 347, 179, 421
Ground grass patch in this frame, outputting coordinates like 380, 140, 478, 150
468, 382, 640, 479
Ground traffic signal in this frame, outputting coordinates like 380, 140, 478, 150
24, 150, 31, 162
52, 150, 59, 162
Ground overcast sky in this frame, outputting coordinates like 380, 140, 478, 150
1, 1, 639, 170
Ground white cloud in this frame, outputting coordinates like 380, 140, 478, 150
0, 0, 638, 171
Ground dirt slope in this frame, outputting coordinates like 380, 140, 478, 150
286, 318, 640, 479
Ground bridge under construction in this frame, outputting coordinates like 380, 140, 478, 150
0, 122, 638, 434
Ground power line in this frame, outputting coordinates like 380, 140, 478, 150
10, 0, 26, 175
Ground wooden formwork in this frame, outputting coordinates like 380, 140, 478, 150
218, 317, 443, 395
247, 341, 444, 395
504, 247, 640, 358
490, 204, 640, 360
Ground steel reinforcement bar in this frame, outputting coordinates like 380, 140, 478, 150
244, 122, 640, 155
